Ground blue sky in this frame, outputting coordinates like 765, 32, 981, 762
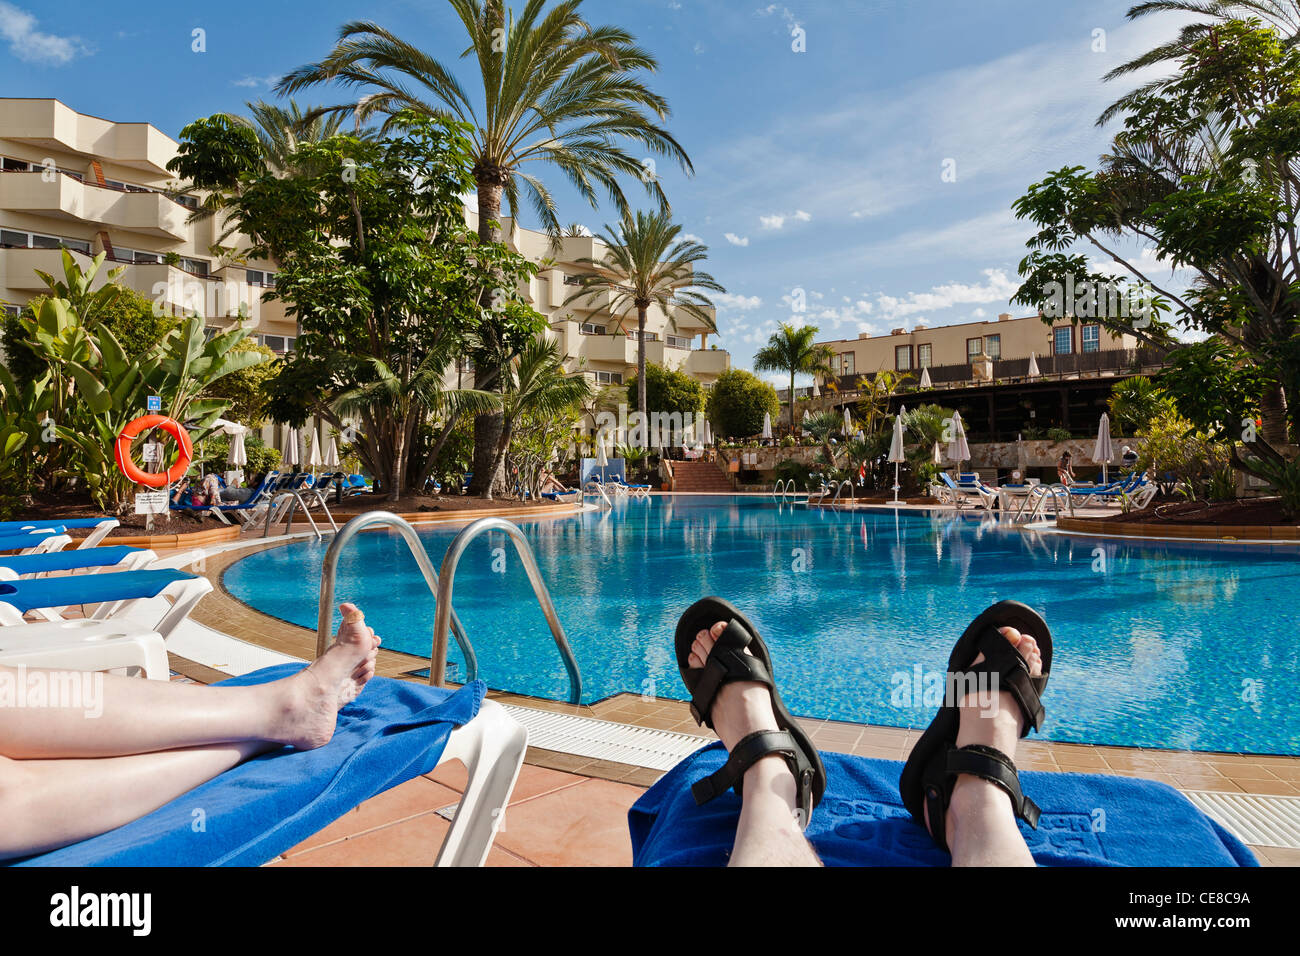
2, 0, 1189, 384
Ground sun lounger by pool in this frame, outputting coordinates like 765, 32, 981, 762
629, 744, 1257, 866
0, 517, 119, 550
0, 568, 212, 639
0, 618, 168, 680
939, 472, 996, 510
171, 471, 282, 526
8, 666, 526, 868
0, 529, 72, 556
0, 545, 158, 580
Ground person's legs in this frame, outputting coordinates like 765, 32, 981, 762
687, 622, 820, 867
926, 625, 1043, 867
0, 602, 380, 860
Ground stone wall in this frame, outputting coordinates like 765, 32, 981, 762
966, 437, 1136, 469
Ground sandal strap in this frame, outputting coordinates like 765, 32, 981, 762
947, 744, 1041, 829
688, 620, 774, 728
691, 730, 814, 820
922, 743, 1039, 853
949, 631, 1045, 736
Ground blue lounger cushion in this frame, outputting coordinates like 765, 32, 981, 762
629, 744, 1258, 867
0, 529, 66, 552
0, 545, 144, 576
0, 569, 192, 613
0, 518, 111, 532
10, 665, 487, 866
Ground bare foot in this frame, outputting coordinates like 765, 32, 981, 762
924, 625, 1043, 860
277, 603, 381, 750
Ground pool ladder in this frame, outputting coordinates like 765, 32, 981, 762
315, 512, 583, 704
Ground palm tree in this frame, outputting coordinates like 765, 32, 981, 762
277, 2, 692, 496
566, 210, 722, 419
223, 100, 347, 172
276, 3, 690, 244
752, 324, 837, 433
494, 337, 592, 489
855, 369, 911, 436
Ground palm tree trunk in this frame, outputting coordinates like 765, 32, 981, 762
637, 306, 648, 421
470, 174, 509, 499
1261, 384, 1289, 445
789, 371, 796, 433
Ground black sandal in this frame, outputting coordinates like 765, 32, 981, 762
675, 597, 827, 828
899, 600, 1053, 853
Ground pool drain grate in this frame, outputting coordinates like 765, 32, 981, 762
1182, 790, 1300, 850
500, 704, 708, 771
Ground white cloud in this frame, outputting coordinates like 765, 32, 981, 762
874, 268, 1021, 323
725, 233, 750, 247
760, 209, 812, 230
0, 2, 89, 64
680, 232, 705, 244
233, 74, 281, 88
713, 292, 764, 311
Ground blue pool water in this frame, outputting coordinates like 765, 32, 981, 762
223, 496, 1300, 755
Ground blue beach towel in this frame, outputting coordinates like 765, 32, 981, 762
629, 743, 1257, 867
12, 665, 486, 867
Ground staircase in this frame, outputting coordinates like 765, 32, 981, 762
670, 460, 734, 493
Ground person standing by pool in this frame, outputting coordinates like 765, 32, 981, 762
1057, 451, 1076, 486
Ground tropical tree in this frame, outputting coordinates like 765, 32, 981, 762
567, 211, 722, 418
1009, 13, 1300, 503
752, 323, 837, 432
224, 99, 347, 171
804, 409, 846, 469
275, 2, 693, 494
624, 362, 704, 420
1108, 374, 1175, 434
855, 368, 911, 436
171, 112, 543, 498
493, 337, 592, 494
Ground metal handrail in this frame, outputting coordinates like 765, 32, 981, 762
772, 478, 788, 503
829, 479, 853, 505
315, 512, 478, 684
431, 517, 583, 704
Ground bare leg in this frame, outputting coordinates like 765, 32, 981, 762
0, 603, 380, 859
688, 622, 821, 867
925, 626, 1044, 867
0, 603, 379, 758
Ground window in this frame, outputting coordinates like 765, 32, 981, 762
260, 335, 285, 352
895, 345, 912, 372
174, 194, 199, 210
595, 370, 623, 385
114, 247, 163, 264
917, 343, 933, 369
1, 157, 30, 171
967, 337, 984, 361
984, 334, 1001, 360
1081, 324, 1101, 353
2, 304, 20, 317
0, 230, 90, 254
181, 258, 209, 276
627, 330, 659, 342
1053, 326, 1073, 355
666, 334, 692, 349
246, 269, 276, 287
579, 322, 606, 335
563, 274, 583, 286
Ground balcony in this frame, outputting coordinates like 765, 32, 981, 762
832, 346, 1172, 392
576, 332, 635, 366
682, 347, 730, 380
0, 99, 177, 176
0, 172, 189, 240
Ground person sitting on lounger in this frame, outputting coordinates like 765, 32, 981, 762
0, 603, 380, 860
675, 597, 1047, 866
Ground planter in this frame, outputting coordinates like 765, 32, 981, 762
1056, 516, 1300, 541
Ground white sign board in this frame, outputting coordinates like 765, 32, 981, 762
134, 491, 169, 515
142, 442, 163, 465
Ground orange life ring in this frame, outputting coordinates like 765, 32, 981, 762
114, 415, 193, 488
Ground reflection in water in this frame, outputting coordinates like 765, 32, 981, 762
225, 496, 1300, 754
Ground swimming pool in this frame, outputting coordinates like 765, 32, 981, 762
223, 496, 1300, 755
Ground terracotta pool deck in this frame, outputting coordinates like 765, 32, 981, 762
156, 519, 1300, 867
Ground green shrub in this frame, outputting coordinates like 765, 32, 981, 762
706, 369, 779, 439
1046, 427, 1072, 443
624, 363, 703, 418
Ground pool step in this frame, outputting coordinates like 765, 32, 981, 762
1183, 790, 1300, 850
500, 704, 707, 771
